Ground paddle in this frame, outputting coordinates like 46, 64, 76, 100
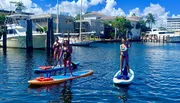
71, 62, 78, 69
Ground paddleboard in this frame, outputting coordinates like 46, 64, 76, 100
34, 62, 80, 73
113, 69, 134, 84
28, 70, 93, 85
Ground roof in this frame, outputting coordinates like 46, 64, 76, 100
0, 10, 34, 15
83, 12, 107, 18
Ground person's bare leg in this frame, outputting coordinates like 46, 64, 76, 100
68, 59, 73, 76
63, 59, 67, 75
120, 55, 124, 74
126, 56, 130, 73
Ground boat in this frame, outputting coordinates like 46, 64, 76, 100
34, 62, 80, 73
58, 33, 95, 46
145, 28, 180, 42
166, 35, 180, 43
28, 70, 93, 85
0, 14, 61, 49
113, 69, 134, 84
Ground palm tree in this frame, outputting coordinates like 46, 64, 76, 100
112, 17, 133, 39
146, 13, 155, 29
132, 13, 136, 17
10, 1, 26, 12
0, 14, 6, 26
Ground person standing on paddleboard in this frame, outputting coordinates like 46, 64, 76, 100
61, 40, 73, 76
53, 37, 62, 66
120, 38, 130, 74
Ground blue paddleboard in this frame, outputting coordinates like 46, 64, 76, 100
34, 62, 80, 73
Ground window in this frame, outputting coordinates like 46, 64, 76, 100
8, 29, 17, 34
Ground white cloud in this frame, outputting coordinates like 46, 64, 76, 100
0, 0, 43, 15
46, 0, 90, 17
98, 0, 125, 16
128, 8, 141, 17
172, 14, 180, 18
128, 3, 170, 28
142, 3, 169, 27
89, 0, 104, 6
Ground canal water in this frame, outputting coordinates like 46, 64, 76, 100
0, 42, 180, 103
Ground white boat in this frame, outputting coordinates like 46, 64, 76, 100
113, 69, 134, 85
0, 14, 61, 49
58, 33, 95, 46
166, 35, 180, 43
145, 28, 180, 42
0, 24, 47, 48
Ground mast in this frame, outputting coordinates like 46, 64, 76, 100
56, 0, 59, 33
79, 0, 82, 41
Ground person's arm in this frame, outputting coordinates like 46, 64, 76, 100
128, 41, 131, 48
53, 42, 56, 49
59, 47, 63, 59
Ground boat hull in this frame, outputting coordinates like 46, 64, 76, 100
0, 34, 60, 49
167, 36, 180, 43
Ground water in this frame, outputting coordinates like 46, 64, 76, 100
0, 42, 180, 103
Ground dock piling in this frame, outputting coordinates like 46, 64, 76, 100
46, 18, 53, 54
2, 26, 7, 49
26, 19, 33, 49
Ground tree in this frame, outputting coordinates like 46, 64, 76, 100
43, 26, 48, 33
146, 13, 155, 29
132, 13, 136, 17
136, 20, 151, 37
0, 14, 6, 26
112, 17, 133, 39
104, 20, 114, 39
75, 14, 80, 20
15, 2, 26, 12
0, 14, 6, 38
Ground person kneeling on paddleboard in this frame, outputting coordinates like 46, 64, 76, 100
120, 38, 130, 75
61, 40, 73, 76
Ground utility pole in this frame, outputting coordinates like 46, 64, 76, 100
79, 0, 82, 41
56, 0, 59, 33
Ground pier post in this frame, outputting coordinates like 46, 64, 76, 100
46, 18, 51, 52
163, 36, 165, 43
46, 18, 54, 55
159, 36, 160, 43
2, 26, 7, 49
50, 18, 54, 49
26, 19, 33, 49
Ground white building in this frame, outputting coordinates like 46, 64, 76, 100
75, 12, 105, 36
167, 17, 180, 32
30, 14, 74, 33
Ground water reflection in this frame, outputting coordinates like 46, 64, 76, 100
114, 84, 130, 103
60, 80, 73, 103
28, 80, 73, 103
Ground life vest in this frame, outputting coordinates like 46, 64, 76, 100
35, 77, 53, 81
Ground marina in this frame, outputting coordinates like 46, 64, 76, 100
0, 42, 180, 102
0, 0, 180, 103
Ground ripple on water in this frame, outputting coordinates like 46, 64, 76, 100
1, 43, 180, 103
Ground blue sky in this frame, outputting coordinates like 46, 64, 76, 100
1, 0, 179, 27
30, 0, 180, 16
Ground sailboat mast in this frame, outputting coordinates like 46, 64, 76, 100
56, 0, 59, 33
79, 0, 82, 41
